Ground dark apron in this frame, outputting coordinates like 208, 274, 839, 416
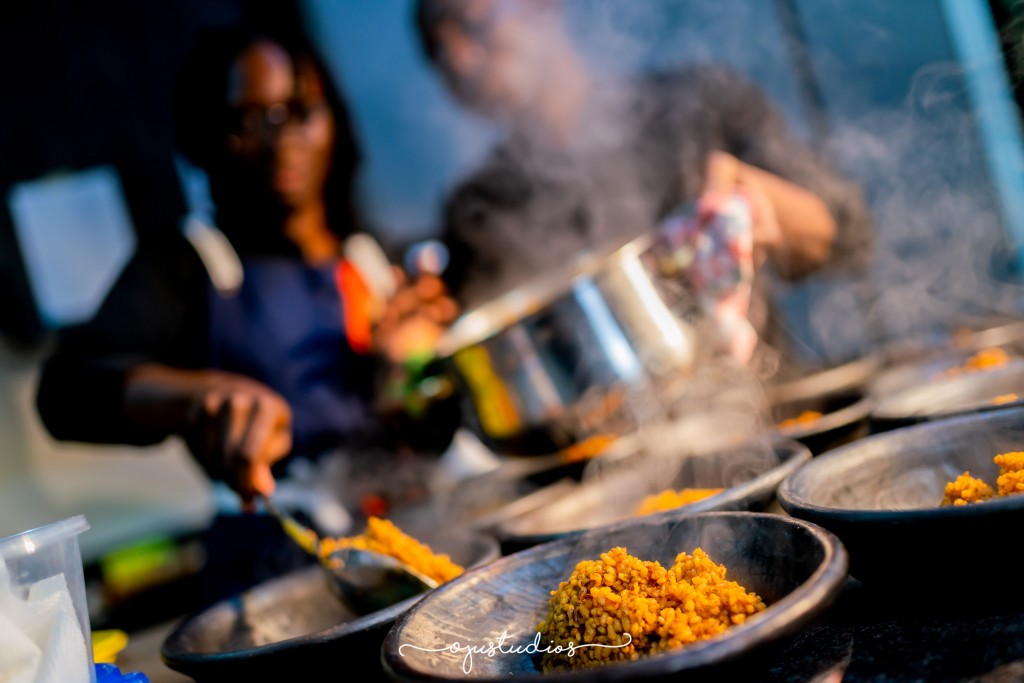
205, 256, 377, 459
198, 256, 379, 605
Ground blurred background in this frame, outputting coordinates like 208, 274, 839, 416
1, 0, 1022, 638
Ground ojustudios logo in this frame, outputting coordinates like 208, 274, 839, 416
398, 630, 632, 674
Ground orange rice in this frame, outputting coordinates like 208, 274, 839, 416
537, 547, 765, 671
943, 451, 1024, 506
318, 517, 463, 584
997, 470, 1024, 497
945, 347, 1010, 376
776, 410, 823, 430
633, 489, 724, 516
561, 434, 618, 463
994, 451, 1024, 474
942, 472, 994, 506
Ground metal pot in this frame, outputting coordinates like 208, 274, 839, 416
435, 233, 699, 456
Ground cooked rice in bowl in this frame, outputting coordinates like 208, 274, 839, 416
382, 511, 848, 681
942, 451, 1024, 506
319, 517, 464, 585
633, 489, 724, 516
495, 438, 809, 551
537, 546, 765, 672
778, 407, 1024, 588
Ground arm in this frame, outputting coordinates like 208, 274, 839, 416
702, 150, 837, 274
36, 237, 208, 445
124, 363, 291, 505
35, 236, 289, 506
690, 66, 873, 279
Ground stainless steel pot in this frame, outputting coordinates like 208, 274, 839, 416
435, 233, 699, 456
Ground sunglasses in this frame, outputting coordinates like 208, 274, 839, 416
228, 99, 329, 142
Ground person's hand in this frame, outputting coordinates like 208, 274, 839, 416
180, 372, 293, 511
125, 365, 294, 511
373, 269, 459, 363
700, 150, 782, 266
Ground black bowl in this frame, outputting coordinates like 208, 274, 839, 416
440, 454, 593, 533
161, 532, 499, 682
493, 438, 810, 554
869, 348, 975, 400
771, 388, 873, 455
870, 357, 1024, 431
870, 332, 1024, 400
778, 406, 1024, 588
956, 318, 1024, 352
875, 318, 1024, 370
764, 357, 876, 455
382, 511, 847, 682
765, 355, 879, 405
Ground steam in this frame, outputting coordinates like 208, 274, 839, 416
561, 0, 1024, 363
828, 69, 1022, 350
325, 2, 1024, 536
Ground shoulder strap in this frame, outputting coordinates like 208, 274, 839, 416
181, 214, 244, 296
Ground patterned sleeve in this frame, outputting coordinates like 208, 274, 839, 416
673, 65, 875, 280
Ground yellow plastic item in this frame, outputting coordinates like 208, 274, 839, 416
100, 536, 178, 597
92, 629, 129, 664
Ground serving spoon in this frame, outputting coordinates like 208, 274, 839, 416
257, 494, 438, 614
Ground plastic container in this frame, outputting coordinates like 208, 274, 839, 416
0, 514, 95, 683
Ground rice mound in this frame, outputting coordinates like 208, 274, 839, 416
942, 472, 994, 506
943, 451, 1024, 506
537, 546, 765, 671
633, 489, 724, 516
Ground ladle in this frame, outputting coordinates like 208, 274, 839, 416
258, 494, 438, 614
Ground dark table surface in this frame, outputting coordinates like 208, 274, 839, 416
142, 572, 1024, 683
725, 500, 1024, 683
744, 576, 1024, 683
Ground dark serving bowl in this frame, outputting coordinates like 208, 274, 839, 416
870, 357, 1024, 431
875, 318, 1024, 369
870, 327, 1024, 402
778, 406, 1024, 589
382, 511, 847, 682
440, 453, 594, 534
161, 532, 499, 682
765, 355, 879, 405
956, 318, 1024, 352
493, 438, 810, 554
771, 388, 873, 455
762, 356, 877, 455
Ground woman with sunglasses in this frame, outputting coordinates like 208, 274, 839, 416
35, 26, 457, 515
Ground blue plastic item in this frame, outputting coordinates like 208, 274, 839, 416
95, 663, 150, 683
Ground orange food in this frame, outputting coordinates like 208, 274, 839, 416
634, 488, 724, 516
997, 470, 1024, 497
994, 451, 1024, 473
942, 472, 994, 506
942, 451, 1024, 506
318, 517, 463, 584
776, 410, 823, 430
561, 433, 618, 463
537, 547, 765, 671
992, 393, 1019, 406
946, 347, 1010, 376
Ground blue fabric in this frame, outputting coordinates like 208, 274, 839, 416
95, 663, 150, 683
206, 257, 376, 457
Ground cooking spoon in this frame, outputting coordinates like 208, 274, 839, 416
257, 494, 438, 614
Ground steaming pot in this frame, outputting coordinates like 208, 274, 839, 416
434, 233, 699, 456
